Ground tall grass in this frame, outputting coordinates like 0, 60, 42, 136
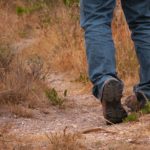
0, 0, 138, 78
0, 0, 139, 104
46, 0, 139, 81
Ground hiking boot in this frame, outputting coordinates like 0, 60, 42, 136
125, 92, 148, 112
101, 79, 127, 125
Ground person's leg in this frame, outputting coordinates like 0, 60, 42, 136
80, 0, 127, 124
121, 0, 150, 100
80, 0, 123, 99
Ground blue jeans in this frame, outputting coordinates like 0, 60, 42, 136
80, 0, 150, 100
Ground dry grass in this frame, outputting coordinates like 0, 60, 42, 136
0, 123, 86, 150
0, 0, 139, 80
0, 0, 140, 121
0, 43, 48, 117
47, 128, 86, 150
0, 122, 15, 150
0, 123, 34, 150
1, 0, 139, 79
44, 2, 87, 74
0, 55, 33, 104
42, 0, 139, 82
10, 105, 34, 118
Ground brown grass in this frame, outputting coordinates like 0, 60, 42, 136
0, 0, 138, 80
0, 0, 139, 120
47, 128, 86, 150
0, 44, 48, 117
0, 55, 33, 104
0, 124, 86, 150
0, 0, 139, 79
10, 105, 34, 118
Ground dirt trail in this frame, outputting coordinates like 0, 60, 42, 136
0, 72, 103, 135
1, 71, 150, 149
0, 40, 150, 149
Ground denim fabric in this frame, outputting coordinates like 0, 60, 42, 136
80, 0, 150, 100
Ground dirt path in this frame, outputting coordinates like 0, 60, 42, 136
1, 71, 150, 149
0, 38, 150, 149
0, 72, 103, 135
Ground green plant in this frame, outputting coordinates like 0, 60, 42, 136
123, 102, 150, 123
63, 0, 79, 6
75, 73, 89, 84
16, 2, 44, 15
123, 113, 139, 123
16, 6, 29, 15
45, 88, 64, 107
140, 102, 150, 114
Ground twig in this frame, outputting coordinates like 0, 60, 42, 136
0, 89, 14, 95
81, 127, 117, 134
99, 116, 122, 131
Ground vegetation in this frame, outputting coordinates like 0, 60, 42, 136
140, 102, 150, 114
124, 113, 139, 122
45, 88, 65, 107
63, 0, 79, 6
47, 128, 86, 150
0, 0, 138, 79
75, 73, 89, 84
124, 102, 150, 123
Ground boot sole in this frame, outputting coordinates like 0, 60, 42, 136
102, 79, 127, 124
